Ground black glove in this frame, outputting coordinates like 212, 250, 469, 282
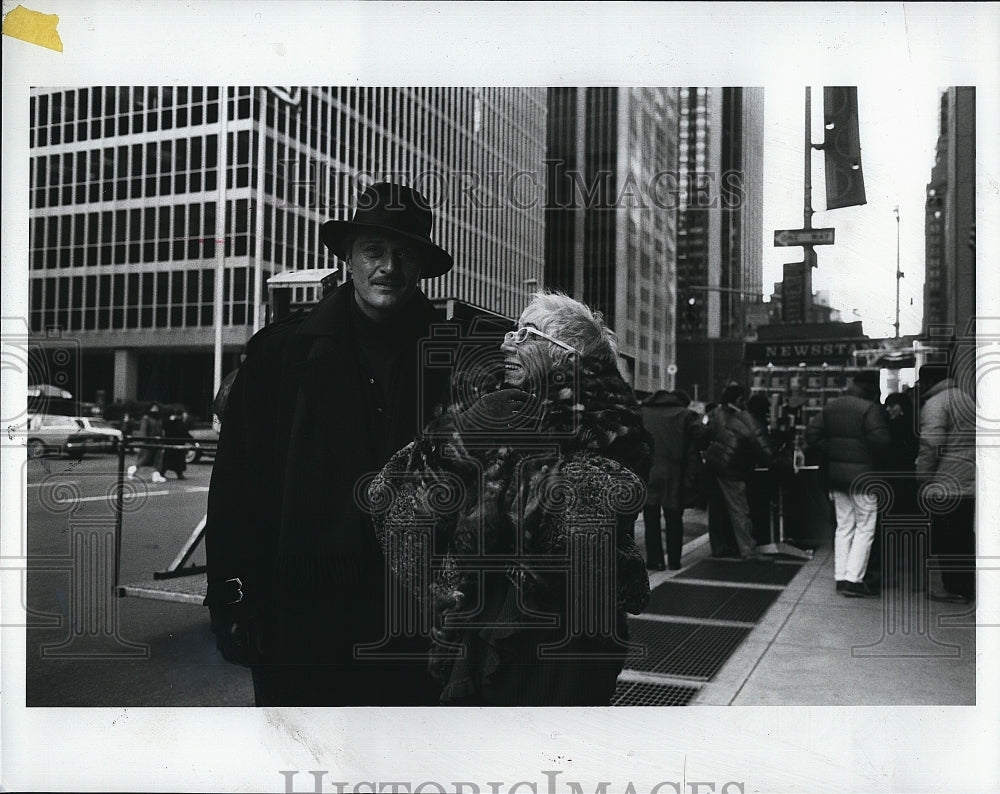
205, 578, 264, 667
210, 609, 265, 667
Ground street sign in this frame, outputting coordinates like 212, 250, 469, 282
773, 227, 835, 247
781, 262, 807, 324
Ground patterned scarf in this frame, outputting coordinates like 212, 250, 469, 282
389, 353, 651, 633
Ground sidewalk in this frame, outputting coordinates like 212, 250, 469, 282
625, 514, 976, 706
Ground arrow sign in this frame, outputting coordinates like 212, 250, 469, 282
773, 227, 835, 247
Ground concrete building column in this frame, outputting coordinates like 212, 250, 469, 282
113, 349, 137, 402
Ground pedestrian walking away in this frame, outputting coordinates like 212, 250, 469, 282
805, 370, 891, 597
158, 408, 192, 480
879, 389, 921, 586
128, 403, 166, 483
641, 389, 709, 570
703, 384, 776, 563
915, 364, 976, 604
204, 182, 456, 706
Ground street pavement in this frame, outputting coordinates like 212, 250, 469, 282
21, 454, 976, 708
22, 452, 253, 706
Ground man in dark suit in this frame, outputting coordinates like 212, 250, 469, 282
205, 183, 454, 705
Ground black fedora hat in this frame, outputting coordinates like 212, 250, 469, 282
320, 182, 453, 278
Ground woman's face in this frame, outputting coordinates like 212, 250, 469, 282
500, 321, 553, 389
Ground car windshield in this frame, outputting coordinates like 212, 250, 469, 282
88, 418, 113, 428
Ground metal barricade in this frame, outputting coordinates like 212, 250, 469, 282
113, 434, 217, 604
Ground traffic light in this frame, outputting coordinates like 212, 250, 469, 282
679, 292, 702, 338
823, 87, 867, 210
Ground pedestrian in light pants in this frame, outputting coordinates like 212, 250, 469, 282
832, 489, 878, 586
805, 370, 890, 598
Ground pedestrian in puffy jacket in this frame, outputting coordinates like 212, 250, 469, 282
805, 370, 890, 597
703, 384, 774, 562
915, 364, 976, 603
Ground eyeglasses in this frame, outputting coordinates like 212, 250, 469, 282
504, 326, 580, 354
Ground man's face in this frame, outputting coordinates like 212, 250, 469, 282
349, 232, 423, 321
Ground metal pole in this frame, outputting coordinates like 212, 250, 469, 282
804, 87, 813, 231
894, 205, 901, 338
114, 432, 126, 591
213, 86, 229, 399
803, 86, 815, 321
252, 87, 267, 334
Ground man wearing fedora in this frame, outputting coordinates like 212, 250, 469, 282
805, 370, 891, 598
205, 182, 454, 705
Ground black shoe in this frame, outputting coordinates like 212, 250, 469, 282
646, 562, 666, 572
841, 580, 878, 598
929, 592, 970, 604
836, 580, 847, 593
667, 562, 681, 571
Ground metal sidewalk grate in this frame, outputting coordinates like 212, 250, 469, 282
612, 679, 701, 706
625, 618, 751, 680
675, 557, 805, 586
643, 581, 782, 623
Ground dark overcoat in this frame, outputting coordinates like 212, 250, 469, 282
159, 415, 191, 474
205, 281, 453, 705
135, 414, 163, 468
641, 392, 708, 510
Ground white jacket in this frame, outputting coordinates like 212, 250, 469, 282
915, 379, 976, 498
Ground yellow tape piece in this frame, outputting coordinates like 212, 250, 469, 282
3, 4, 63, 53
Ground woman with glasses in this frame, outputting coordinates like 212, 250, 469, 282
368, 291, 652, 705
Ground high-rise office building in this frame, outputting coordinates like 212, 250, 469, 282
676, 87, 764, 340
28, 86, 546, 414
923, 87, 976, 339
544, 87, 679, 394
675, 87, 765, 400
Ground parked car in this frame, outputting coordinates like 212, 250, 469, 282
24, 414, 115, 459
185, 420, 220, 464
75, 416, 124, 451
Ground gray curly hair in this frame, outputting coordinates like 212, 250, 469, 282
518, 291, 619, 365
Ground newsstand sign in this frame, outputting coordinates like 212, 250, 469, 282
744, 338, 866, 365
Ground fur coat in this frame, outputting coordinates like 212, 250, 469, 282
368, 353, 652, 705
